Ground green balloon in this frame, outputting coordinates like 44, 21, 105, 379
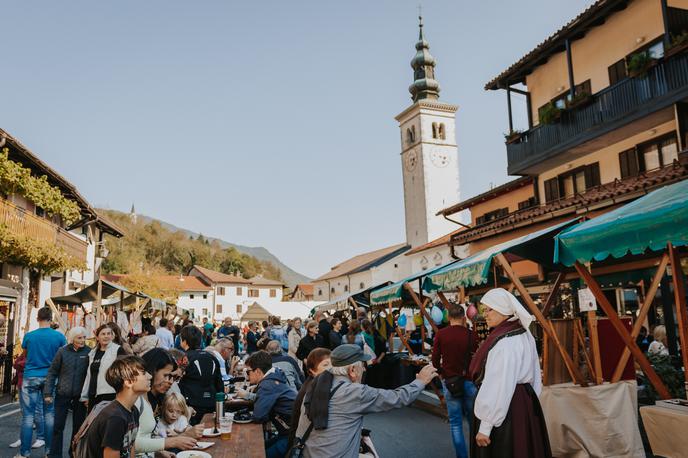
442, 309, 449, 323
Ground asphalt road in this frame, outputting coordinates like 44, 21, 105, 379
0, 402, 459, 458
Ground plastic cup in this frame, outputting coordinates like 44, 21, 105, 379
220, 414, 233, 440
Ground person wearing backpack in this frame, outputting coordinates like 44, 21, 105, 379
178, 325, 223, 425
268, 317, 289, 353
74, 355, 151, 458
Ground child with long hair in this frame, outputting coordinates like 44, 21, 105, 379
156, 392, 192, 437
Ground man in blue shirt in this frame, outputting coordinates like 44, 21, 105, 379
19, 307, 66, 457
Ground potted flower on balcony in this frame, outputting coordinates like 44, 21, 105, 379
566, 91, 593, 110
504, 129, 523, 144
627, 51, 653, 77
539, 102, 562, 125
665, 30, 688, 58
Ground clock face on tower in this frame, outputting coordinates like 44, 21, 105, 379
431, 149, 450, 168
405, 149, 418, 172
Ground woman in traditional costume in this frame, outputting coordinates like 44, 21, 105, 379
469, 288, 551, 458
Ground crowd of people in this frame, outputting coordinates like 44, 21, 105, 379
11, 288, 555, 458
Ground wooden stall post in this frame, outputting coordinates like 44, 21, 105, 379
575, 319, 596, 382
495, 253, 587, 386
668, 243, 688, 397
395, 327, 415, 355
541, 273, 565, 317
403, 284, 438, 333
95, 279, 103, 326
612, 254, 669, 382
542, 331, 549, 386
45, 298, 67, 331
575, 262, 671, 399
586, 311, 603, 385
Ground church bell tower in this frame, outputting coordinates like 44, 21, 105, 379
396, 16, 460, 248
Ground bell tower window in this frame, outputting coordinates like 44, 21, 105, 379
406, 126, 416, 144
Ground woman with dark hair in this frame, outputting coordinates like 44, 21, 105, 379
107, 321, 133, 354
288, 348, 332, 450
135, 348, 202, 457
345, 320, 365, 349
178, 325, 223, 424
132, 324, 160, 356
80, 324, 127, 412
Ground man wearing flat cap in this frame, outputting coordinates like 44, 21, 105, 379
293, 344, 437, 457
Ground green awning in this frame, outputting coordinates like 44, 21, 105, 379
554, 180, 688, 267
369, 259, 462, 306
423, 220, 576, 294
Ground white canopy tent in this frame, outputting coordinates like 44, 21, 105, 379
240, 301, 318, 324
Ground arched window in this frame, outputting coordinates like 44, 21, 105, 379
432, 122, 438, 139
359, 282, 365, 290
344, 285, 349, 292
406, 126, 416, 144
330, 287, 335, 294
438, 123, 446, 140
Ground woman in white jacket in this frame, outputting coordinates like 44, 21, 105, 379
135, 349, 203, 458
80, 324, 127, 412
288, 317, 304, 361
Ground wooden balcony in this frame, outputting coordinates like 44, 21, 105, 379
507, 51, 688, 175
0, 197, 87, 264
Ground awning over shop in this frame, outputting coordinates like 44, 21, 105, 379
51, 279, 133, 305
370, 259, 462, 306
317, 281, 393, 312
423, 220, 577, 294
554, 180, 688, 266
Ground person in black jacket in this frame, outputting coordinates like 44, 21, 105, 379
329, 318, 343, 349
44, 326, 91, 458
296, 321, 324, 363
178, 325, 223, 425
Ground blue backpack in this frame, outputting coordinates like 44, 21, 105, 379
270, 326, 289, 352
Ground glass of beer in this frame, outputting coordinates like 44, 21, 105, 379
220, 414, 233, 440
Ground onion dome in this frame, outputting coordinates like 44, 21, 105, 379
409, 15, 440, 102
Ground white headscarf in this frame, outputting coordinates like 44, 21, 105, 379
481, 288, 534, 331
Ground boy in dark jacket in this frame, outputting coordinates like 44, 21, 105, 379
246, 350, 297, 458
178, 325, 223, 425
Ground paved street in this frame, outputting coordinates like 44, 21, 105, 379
0, 401, 457, 458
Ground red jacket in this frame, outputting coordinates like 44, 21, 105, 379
432, 324, 477, 379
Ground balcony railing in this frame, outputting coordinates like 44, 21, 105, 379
0, 197, 87, 264
507, 51, 688, 175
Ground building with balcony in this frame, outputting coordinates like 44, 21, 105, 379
486, 0, 688, 200
0, 128, 124, 359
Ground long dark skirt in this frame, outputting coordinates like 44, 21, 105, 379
470, 383, 552, 458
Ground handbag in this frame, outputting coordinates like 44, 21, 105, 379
286, 382, 344, 457
444, 329, 474, 398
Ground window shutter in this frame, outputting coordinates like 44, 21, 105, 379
619, 149, 639, 179
584, 163, 601, 189
544, 178, 559, 203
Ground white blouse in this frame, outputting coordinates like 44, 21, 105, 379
473, 330, 542, 436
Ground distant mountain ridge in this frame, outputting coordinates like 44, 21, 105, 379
137, 214, 311, 287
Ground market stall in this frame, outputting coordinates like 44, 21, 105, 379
240, 301, 313, 326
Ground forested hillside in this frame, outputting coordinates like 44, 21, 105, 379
100, 210, 283, 282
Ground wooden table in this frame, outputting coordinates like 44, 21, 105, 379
200, 413, 265, 458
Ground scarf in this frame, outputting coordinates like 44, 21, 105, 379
468, 319, 524, 383
304, 370, 335, 430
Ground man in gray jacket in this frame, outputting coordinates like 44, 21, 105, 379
266, 340, 304, 390
295, 344, 438, 458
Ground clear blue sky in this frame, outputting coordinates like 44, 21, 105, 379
2, 1, 591, 279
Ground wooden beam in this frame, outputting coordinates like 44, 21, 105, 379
587, 311, 603, 385
574, 262, 671, 399
396, 327, 415, 355
45, 298, 67, 332
507, 87, 514, 133
95, 279, 103, 326
541, 273, 565, 318
612, 253, 669, 382
565, 38, 575, 99
404, 284, 439, 333
575, 319, 596, 382
542, 331, 549, 386
495, 253, 587, 386
668, 243, 688, 397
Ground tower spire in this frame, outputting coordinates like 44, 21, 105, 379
409, 13, 440, 102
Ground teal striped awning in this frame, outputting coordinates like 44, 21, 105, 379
423, 220, 576, 294
369, 259, 462, 306
554, 180, 688, 266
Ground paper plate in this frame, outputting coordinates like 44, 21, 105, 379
202, 428, 220, 437
177, 451, 211, 458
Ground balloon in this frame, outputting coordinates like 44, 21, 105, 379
442, 309, 449, 323
413, 313, 423, 326
431, 306, 444, 325
397, 313, 407, 327
466, 304, 478, 320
